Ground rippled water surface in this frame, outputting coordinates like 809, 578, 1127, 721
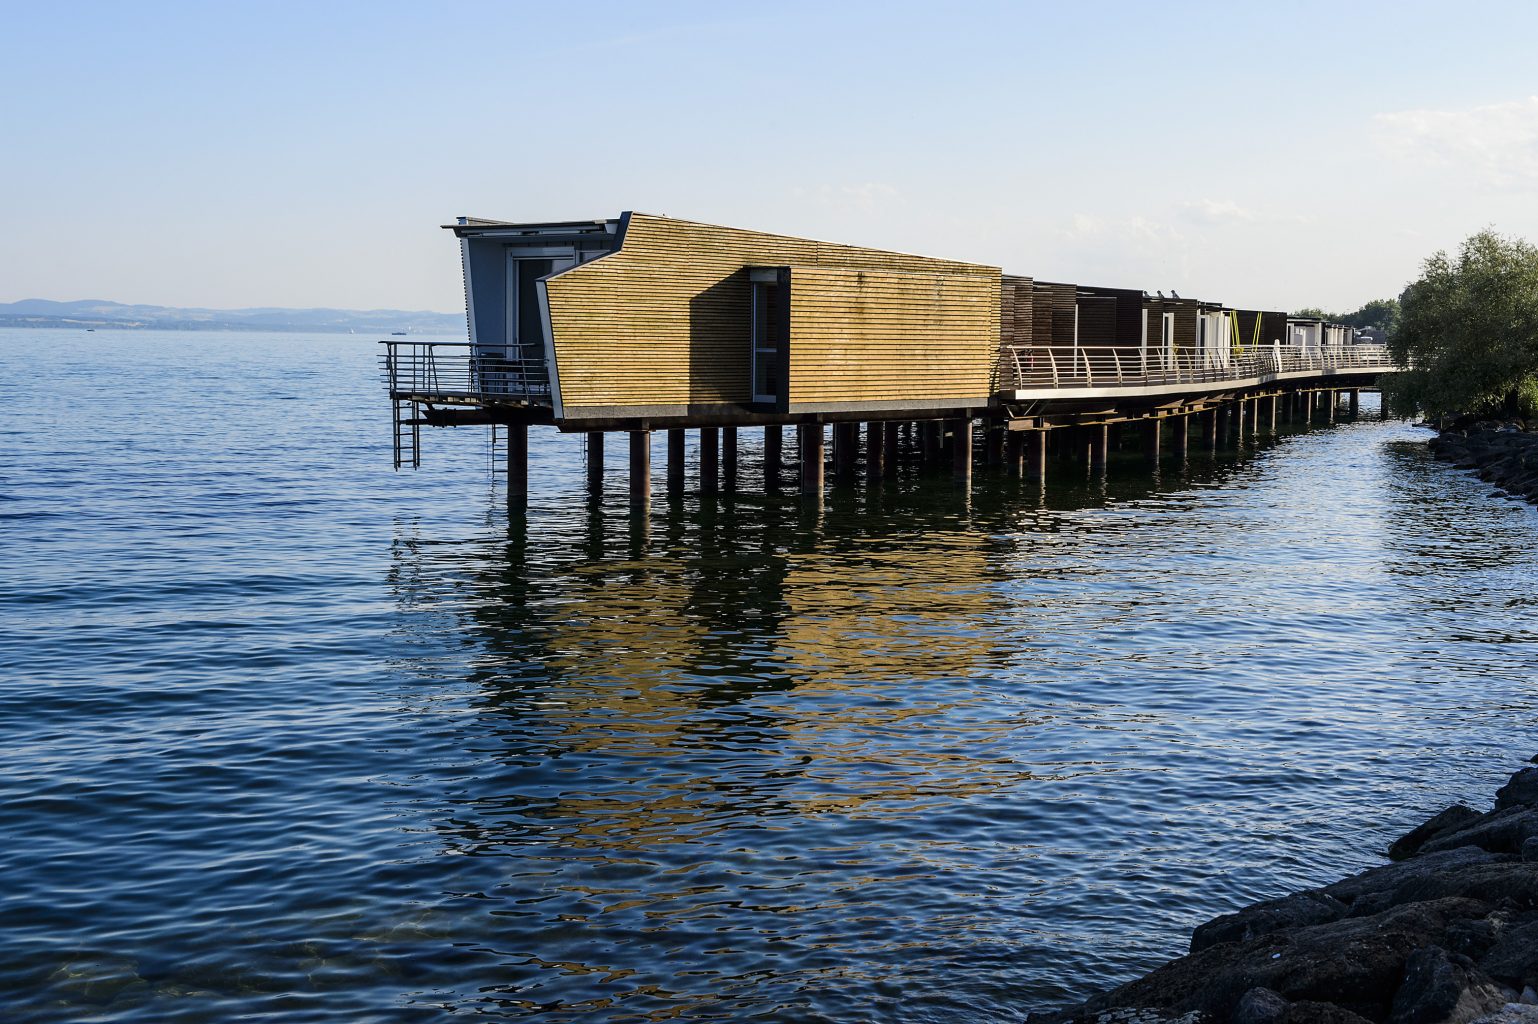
3, 329, 1536, 1023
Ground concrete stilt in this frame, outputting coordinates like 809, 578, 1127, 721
1202, 408, 1217, 450
1143, 418, 1161, 464
700, 427, 719, 494
834, 422, 858, 482
763, 425, 781, 491
1269, 395, 1278, 433
1174, 415, 1189, 459
1235, 400, 1246, 445
667, 428, 686, 493
799, 423, 824, 497
1349, 389, 1360, 419
1250, 397, 1260, 434
1327, 391, 1337, 424
866, 421, 885, 483
507, 422, 528, 510
952, 417, 973, 484
586, 430, 604, 495
1029, 430, 1047, 485
629, 429, 650, 513
723, 427, 737, 490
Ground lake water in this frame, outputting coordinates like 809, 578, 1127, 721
3, 329, 1535, 1023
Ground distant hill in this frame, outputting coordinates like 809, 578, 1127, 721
0, 298, 465, 334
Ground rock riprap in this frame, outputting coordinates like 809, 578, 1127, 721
1034, 764, 1538, 1024
1427, 421, 1538, 503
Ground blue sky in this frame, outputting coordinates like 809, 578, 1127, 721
4, 0, 1537, 313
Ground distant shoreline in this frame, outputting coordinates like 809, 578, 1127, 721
0, 319, 461, 334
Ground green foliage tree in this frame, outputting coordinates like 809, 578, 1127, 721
1386, 230, 1538, 419
1349, 298, 1400, 334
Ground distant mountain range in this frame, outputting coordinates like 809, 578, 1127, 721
0, 298, 465, 334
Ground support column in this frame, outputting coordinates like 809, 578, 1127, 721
1006, 430, 1025, 476
799, 423, 824, 497
1269, 395, 1278, 433
1250, 397, 1260, 435
723, 427, 737, 490
866, 421, 885, 483
834, 422, 859, 482
700, 427, 719, 494
507, 422, 528, 510
586, 430, 604, 495
763, 425, 782, 492
1089, 423, 1109, 471
1143, 418, 1161, 465
1349, 389, 1360, 419
1327, 390, 1337, 424
1203, 408, 1218, 450
1028, 429, 1047, 485
985, 424, 1004, 467
922, 421, 942, 466
1174, 414, 1189, 459
951, 417, 973, 485
1234, 399, 1246, 445
667, 428, 686, 493
883, 422, 900, 479
629, 429, 650, 513
1303, 390, 1315, 425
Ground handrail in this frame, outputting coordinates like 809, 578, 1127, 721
380, 341, 553, 405
999, 344, 1394, 392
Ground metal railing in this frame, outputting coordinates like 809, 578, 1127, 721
999, 343, 1394, 391
380, 341, 552, 405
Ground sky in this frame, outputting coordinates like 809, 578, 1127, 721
3, 0, 1537, 314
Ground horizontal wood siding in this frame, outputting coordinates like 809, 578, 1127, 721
788, 266, 1000, 403
543, 214, 1001, 416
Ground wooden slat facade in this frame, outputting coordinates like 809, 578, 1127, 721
542, 213, 1001, 420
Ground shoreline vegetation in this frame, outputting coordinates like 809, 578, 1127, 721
1035, 763, 1538, 1024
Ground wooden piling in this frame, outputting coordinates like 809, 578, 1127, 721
722, 427, 737, 490
799, 423, 824, 497
700, 427, 719, 493
763, 425, 781, 491
985, 424, 1004, 466
506, 422, 529, 510
629, 429, 650, 512
952, 417, 973, 484
585, 430, 604, 494
1006, 430, 1024, 475
667, 428, 686, 493
1143, 418, 1161, 464
866, 421, 885, 483
834, 422, 859, 481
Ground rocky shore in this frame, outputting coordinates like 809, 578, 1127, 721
1427, 420, 1538, 503
1034, 764, 1538, 1024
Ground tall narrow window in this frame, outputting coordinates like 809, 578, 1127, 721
750, 268, 788, 405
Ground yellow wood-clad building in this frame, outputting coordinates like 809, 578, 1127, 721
449, 212, 1002, 429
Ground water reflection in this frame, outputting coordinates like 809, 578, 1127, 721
371, 414, 1538, 1021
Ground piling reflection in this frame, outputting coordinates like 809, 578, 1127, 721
379, 413, 1511, 1022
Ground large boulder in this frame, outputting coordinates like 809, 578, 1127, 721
1419, 809, 1538, 858
1394, 807, 1487, 861
1191, 890, 1347, 953
1388, 945, 1508, 1024
1497, 770, 1538, 812
1480, 918, 1538, 990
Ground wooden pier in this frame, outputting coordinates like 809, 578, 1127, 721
383, 213, 1398, 511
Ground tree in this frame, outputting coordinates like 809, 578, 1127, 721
1348, 298, 1400, 334
1386, 230, 1538, 419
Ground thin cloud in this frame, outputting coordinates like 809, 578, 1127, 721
1176, 199, 1255, 224
1374, 95, 1538, 190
